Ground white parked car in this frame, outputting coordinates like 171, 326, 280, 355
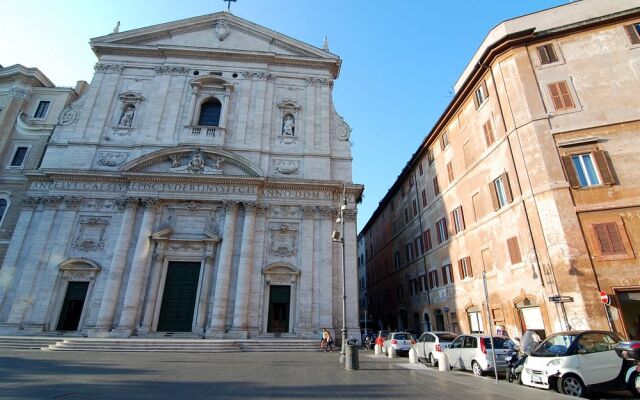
414, 331, 458, 366
444, 334, 514, 376
382, 332, 415, 355
521, 330, 625, 397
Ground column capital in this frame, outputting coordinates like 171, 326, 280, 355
63, 196, 84, 209
301, 206, 317, 218
21, 196, 41, 209
116, 197, 140, 211
343, 208, 357, 222
242, 201, 258, 215
318, 206, 336, 218
141, 197, 160, 210
42, 196, 64, 209
223, 200, 240, 212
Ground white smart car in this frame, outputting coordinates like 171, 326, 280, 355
521, 330, 625, 397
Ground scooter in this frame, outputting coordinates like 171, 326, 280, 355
505, 346, 528, 384
614, 340, 640, 398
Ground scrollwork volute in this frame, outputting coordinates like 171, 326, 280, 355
115, 197, 139, 211
22, 196, 41, 209
141, 197, 160, 209
223, 200, 240, 212
63, 197, 84, 209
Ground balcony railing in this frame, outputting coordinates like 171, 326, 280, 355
182, 125, 225, 145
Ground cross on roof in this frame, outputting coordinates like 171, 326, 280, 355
223, 0, 237, 11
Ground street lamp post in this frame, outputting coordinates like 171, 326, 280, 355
332, 188, 348, 365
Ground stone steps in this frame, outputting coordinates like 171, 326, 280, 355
0, 336, 322, 353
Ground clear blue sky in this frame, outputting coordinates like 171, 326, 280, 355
1, 0, 568, 229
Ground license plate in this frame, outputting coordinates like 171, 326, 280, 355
532, 376, 543, 384
402, 346, 409, 350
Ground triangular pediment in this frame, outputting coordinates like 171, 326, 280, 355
91, 12, 339, 64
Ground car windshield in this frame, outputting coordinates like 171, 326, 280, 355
531, 334, 578, 357
393, 334, 412, 340
482, 337, 515, 349
436, 333, 458, 341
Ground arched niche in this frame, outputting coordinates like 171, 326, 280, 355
188, 76, 234, 128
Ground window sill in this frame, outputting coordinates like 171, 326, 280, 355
536, 59, 566, 70
593, 253, 635, 261
509, 262, 526, 270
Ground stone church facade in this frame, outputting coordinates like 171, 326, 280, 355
0, 12, 362, 339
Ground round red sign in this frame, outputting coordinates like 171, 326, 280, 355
599, 290, 610, 304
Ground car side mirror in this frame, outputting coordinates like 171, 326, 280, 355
577, 348, 587, 355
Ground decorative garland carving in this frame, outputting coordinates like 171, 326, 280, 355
274, 160, 300, 175
97, 151, 130, 167
94, 63, 123, 73
154, 65, 190, 75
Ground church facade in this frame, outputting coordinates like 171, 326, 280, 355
0, 12, 362, 339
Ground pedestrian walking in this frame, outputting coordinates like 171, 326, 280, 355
323, 328, 334, 352
320, 328, 327, 350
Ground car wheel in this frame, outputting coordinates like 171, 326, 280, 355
628, 370, 640, 398
429, 353, 438, 367
472, 361, 484, 377
558, 374, 586, 397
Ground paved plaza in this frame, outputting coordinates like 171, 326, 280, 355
0, 348, 587, 400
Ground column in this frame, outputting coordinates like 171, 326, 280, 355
0, 197, 38, 314
231, 202, 257, 333
116, 198, 158, 335
296, 206, 315, 334
139, 241, 166, 333
7, 196, 61, 325
207, 201, 239, 334
318, 206, 335, 328
195, 247, 216, 333
343, 208, 360, 335
95, 198, 139, 332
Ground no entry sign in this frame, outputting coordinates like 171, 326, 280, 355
599, 290, 610, 305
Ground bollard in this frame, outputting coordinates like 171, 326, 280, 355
388, 346, 396, 359
437, 351, 450, 372
408, 348, 418, 363
374, 344, 381, 355
345, 343, 359, 370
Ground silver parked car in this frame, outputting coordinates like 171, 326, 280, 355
382, 332, 416, 355
414, 331, 458, 366
444, 334, 515, 376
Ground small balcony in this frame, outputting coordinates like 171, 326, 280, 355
181, 125, 225, 145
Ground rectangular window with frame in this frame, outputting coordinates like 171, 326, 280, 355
561, 150, 616, 188
483, 120, 495, 147
625, 23, 640, 45
458, 256, 473, 279
397, 284, 404, 298
419, 275, 426, 292
473, 80, 489, 109
423, 229, 432, 252
428, 270, 439, 289
427, 148, 435, 166
547, 81, 575, 111
447, 161, 455, 183
394, 251, 401, 270
421, 188, 428, 208
436, 218, 448, 244
33, 101, 51, 119
463, 140, 474, 168
442, 264, 453, 285
507, 237, 522, 265
471, 192, 482, 222
591, 222, 634, 259
416, 235, 425, 255
409, 279, 417, 295
404, 208, 409, 224
9, 146, 29, 167
412, 199, 418, 217
433, 176, 440, 196
440, 131, 450, 150
418, 162, 424, 176
406, 243, 414, 263
481, 248, 494, 271
489, 173, 513, 211
537, 44, 558, 65
451, 206, 465, 234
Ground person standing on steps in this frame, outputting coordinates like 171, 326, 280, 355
323, 328, 334, 352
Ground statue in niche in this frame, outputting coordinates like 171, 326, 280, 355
118, 105, 135, 127
282, 114, 295, 136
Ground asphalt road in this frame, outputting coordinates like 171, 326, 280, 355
0, 349, 616, 399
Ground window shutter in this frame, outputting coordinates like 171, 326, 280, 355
607, 223, 626, 254
489, 182, 499, 211
625, 24, 640, 45
547, 45, 558, 63
502, 173, 513, 203
593, 150, 615, 185
537, 46, 550, 64
481, 81, 489, 99
594, 223, 614, 254
458, 260, 464, 279
448, 264, 454, 282
483, 121, 494, 147
442, 267, 448, 285
561, 155, 581, 188
473, 89, 480, 109
507, 237, 522, 264
557, 81, 575, 109
548, 82, 565, 110
467, 257, 473, 277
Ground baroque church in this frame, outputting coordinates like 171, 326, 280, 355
0, 11, 362, 339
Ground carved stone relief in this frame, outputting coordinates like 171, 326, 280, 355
269, 224, 298, 257
97, 151, 129, 167
94, 63, 123, 73
71, 217, 109, 252
214, 19, 231, 41
270, 206, 299, 218
154, 65, 190, 75
276, 98, 302, 145
272, 159, 300, 176
169, 151, 224, 175
330, 103, 352, 141
58, 100, 84, 126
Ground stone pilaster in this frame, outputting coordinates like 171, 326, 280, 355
115, 198, 158, 335
0, 197, 39, 315
7, 196, 62, 325
230, 202, 258, 335
297, 206, 316, 335
207, 201, 239, 335
195, 249, 216, 334
318, 206, 335, 328
94, 197, 140, 333
139, 241, 167, 333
